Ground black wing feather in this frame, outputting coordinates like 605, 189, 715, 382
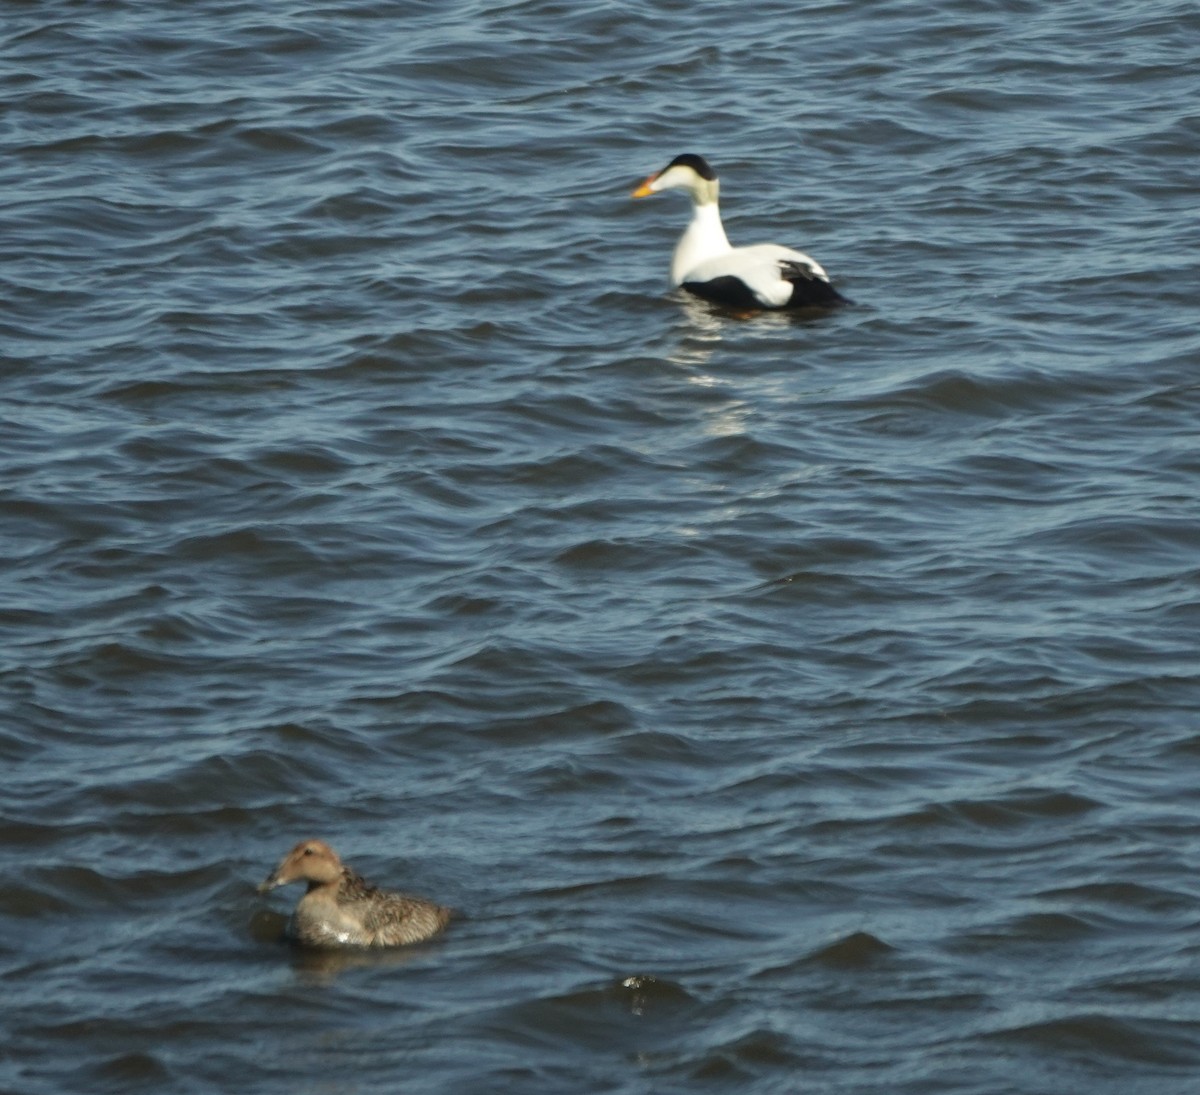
779, 260, 847, 308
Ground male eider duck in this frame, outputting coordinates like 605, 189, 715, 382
258, 839, 450, 948
631, 153, 846, 310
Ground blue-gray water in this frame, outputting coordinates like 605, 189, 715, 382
3, 1, 1199, 1092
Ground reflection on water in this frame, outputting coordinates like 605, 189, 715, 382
666, 294, 844, 441
249, 908, 290, 946
667, 295, 727, 373
285, 940, 439, 983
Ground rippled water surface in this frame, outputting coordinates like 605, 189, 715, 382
3, 1, 1200, 1092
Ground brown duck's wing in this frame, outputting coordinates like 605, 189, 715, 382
336, 866, 380, 900
335, 867, 449, 946
359, 891, 451, 946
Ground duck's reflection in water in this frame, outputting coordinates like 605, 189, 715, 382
286, 940, 437, 982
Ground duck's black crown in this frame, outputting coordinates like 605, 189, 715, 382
665, 153, 716, 181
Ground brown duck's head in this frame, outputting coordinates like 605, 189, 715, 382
258, 839, 344, 892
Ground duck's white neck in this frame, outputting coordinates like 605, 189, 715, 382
670, 199, 731, 287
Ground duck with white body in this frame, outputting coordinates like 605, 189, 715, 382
631, 153, 846, 310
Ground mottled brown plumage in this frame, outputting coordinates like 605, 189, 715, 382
258, 839, 450, 948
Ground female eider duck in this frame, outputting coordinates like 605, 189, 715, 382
258, 839, 450, 948
631, 153, 846, 310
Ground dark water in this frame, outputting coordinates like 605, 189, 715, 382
3, 0, 1199, 1092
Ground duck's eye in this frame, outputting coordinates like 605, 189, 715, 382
303, 847, 315, 856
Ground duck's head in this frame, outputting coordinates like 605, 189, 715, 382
631, 153, 719, 205
258, 839, 344, 892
